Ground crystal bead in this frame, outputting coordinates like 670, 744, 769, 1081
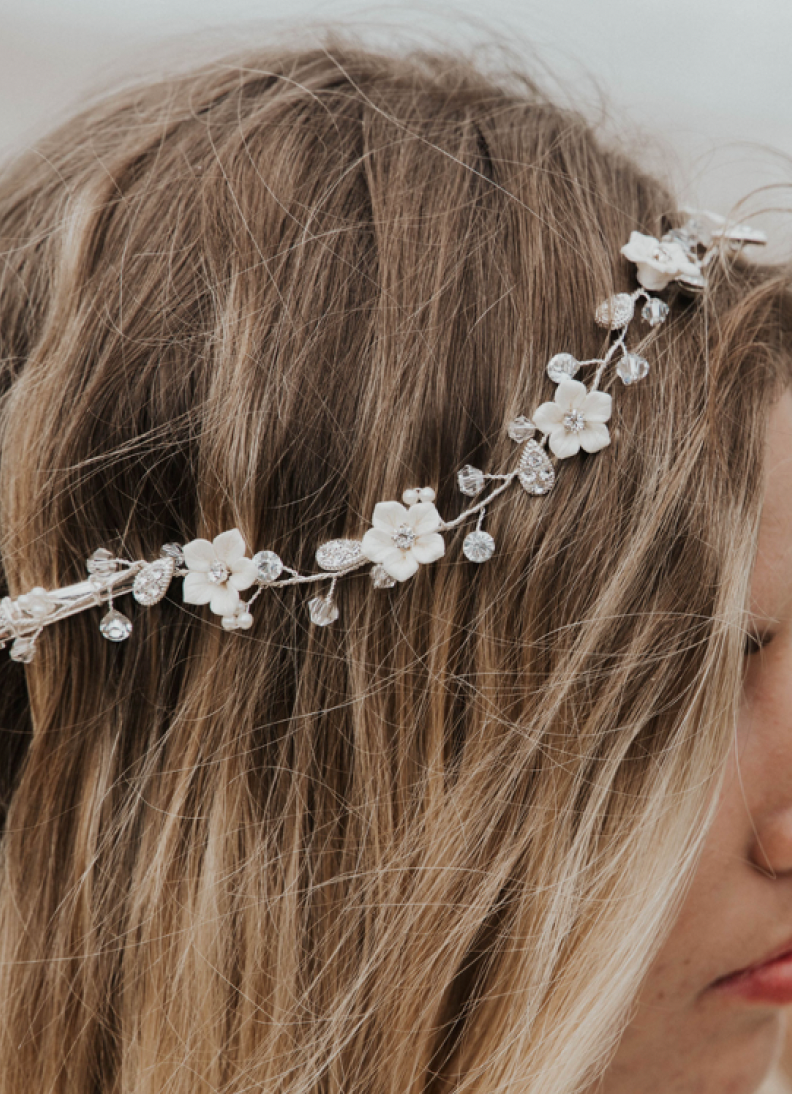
463, 530, 495, 563
87, 548, 117, 576
99, 609, 133, 642
392, 524, 416, 550
315, 539, 363, 571
457, 465, 485, 497
563, 410, 586, 434
132, 558, 174, 606
641, 298, 669, 327
207, 560, 229, 585
160, 542, 184, 564
616, 353, 650, 385
594, 294, 634, 330
402, 488, 419, 506
308, 596, 339, 626
9, 637, 36, 663
508, 416, 535, 442
518, 440, 556, 496
371, 564, 397, 589
252, 551, 283, 583
547, 353, 579, 383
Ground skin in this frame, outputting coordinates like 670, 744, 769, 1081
594, 389, 792, 1094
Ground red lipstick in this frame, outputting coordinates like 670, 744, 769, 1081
712, 941, 792, 1005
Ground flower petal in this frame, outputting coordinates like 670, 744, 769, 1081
580, 422, 611, 453
213, 528, 247, 565
183, 571, 213, 604
412, 532, 445, 565
556, 377, 587, 411
383, 552, 420, 582
533, 402, 565, 434
635, 263, 672, 292
210, 584, 240, 617
229, 558, 259, 590
582, 390, 612, 423
371, 501, 408, 533
408, 502, 440, 536
182, 538, 215, 572
548, 428, 581, 460
362, 527, 399, 563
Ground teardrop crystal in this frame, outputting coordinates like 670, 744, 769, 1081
371, 564, 397, 589
308, 596, 339, 627
99, 609, 133, 642
518, 440, 556, 496
616, 353, 650, 385
507, 416, 535, 443
457, 465, 485, 497
87, 548, 117, 576
641, 298, 669, 327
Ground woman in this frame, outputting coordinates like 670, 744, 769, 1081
0, 42, 790, 1094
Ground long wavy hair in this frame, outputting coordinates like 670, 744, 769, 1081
0, 41, 789, 1094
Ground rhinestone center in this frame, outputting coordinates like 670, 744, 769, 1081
208, 559, 230, 584
392, 524, 417, 551
563, 410, 586, 434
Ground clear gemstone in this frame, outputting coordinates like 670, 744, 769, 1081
457, 465, 485, 497
563, 410, 586, 433
507, 416, 535, 442
252, 550, 283, 583
594, 294, 635, 330
308, 596, 339, 626
392, 524, 416, 550
616, 353, 650, 385
641, 298, 669, 327
315, 539, 363, 571
132, 558, 174, 606
160, 542, 184, 564
9, 637, 36, 663
99, 609, 133, 642
463, 530, 495, 563
518, 440, 556, 496
207, 560, 229, 585
547, 353, 580, 383
371, 564, 397, 589
87, 548, 117, 576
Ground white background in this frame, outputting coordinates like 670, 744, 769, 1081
0, 0, 790, 254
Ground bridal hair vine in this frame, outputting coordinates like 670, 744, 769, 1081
0, 210, 766, 663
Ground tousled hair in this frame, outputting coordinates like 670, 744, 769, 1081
0, 41, 790, 1094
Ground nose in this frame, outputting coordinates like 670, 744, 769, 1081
750, 809, 792, 876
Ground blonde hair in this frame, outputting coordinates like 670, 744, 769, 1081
0, 42, 789, 1094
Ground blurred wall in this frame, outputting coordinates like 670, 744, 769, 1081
0, 0, 790, 249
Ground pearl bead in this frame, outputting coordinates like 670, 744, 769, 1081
235, 611, 254, 629
221, 615, 239, 631
402, 488, 419, 506
417, 487, 436, 502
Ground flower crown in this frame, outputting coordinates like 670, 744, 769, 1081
0, 211, 766, 662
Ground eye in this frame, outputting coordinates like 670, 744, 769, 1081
744, 630, 776, 657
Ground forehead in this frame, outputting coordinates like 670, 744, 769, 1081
751, 389, 792, 619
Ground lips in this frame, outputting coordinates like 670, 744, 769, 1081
711, 937, 792, 1005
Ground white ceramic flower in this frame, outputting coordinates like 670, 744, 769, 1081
533, 377, 612, 460
620, 231, 700, 291
182, 528, 259, 617
361, 501, 445, 581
